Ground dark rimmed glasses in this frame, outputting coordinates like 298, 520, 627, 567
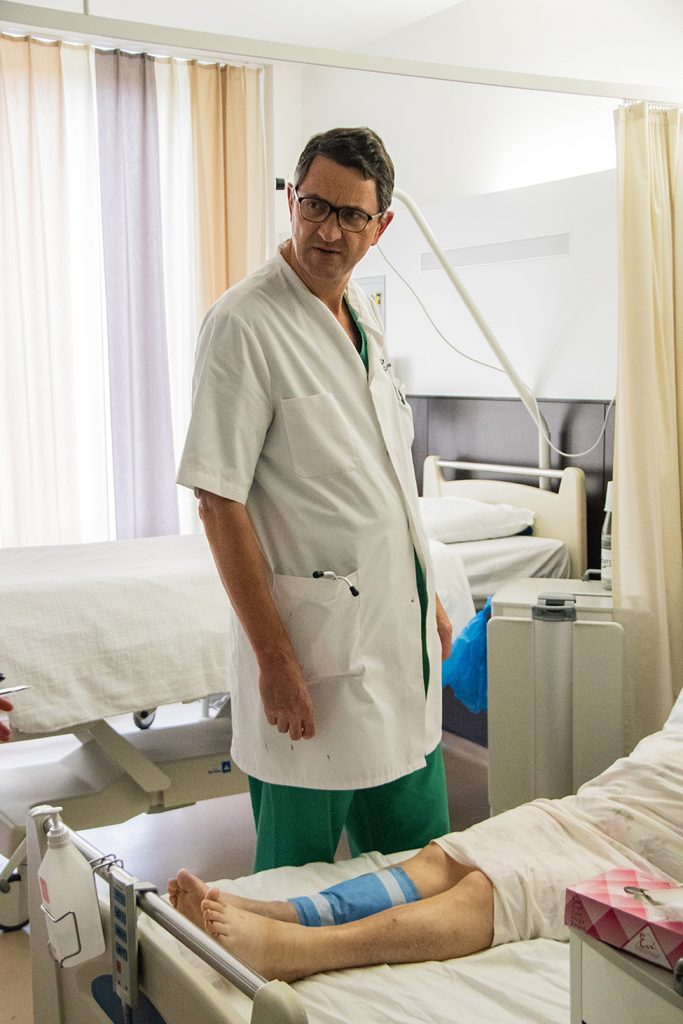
293, 188, 383, 233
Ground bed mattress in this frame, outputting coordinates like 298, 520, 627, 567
454, 535, 570, 606
0, 534, 232, 733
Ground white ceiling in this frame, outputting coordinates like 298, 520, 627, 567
125, 0, 464, 50
4, 0, 461, 49
4, 0, 683, 90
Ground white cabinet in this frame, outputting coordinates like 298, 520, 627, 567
570, 930, 683, 1024
488, 578, 624, 815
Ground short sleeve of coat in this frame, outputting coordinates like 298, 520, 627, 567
176, 309, 272, 504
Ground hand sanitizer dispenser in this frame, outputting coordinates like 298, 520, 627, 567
37, 808, 105, 967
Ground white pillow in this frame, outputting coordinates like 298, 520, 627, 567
418, 496, 535, 543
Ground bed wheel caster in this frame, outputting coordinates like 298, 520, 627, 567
134, 709, 156, 729
0, 870, 29, 931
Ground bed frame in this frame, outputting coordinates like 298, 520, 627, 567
25, 805, 307, 1024
422, 456, 587, 579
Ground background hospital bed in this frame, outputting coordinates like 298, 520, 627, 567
26, 806, 571, 1024
422, 455, 587, 606
0, 531, 475, 931
0, 534, 251, 930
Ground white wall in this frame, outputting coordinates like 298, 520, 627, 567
295, 66, 617, 202
269, 63, 618, 399
357, 170, 617, 400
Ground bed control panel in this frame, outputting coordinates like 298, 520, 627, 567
108, 865, 156, 1010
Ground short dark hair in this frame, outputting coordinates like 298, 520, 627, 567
293, 127, 395, 214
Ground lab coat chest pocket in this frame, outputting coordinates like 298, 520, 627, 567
272, 573, 362, 681
281, 393, 359, 477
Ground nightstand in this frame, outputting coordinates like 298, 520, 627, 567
570, 929, 683, 1023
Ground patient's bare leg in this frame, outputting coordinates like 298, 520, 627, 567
202, 868, 494, 983
170, 843, 470, 930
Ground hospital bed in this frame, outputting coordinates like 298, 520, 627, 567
25, 804, 571, 1024
422, 455, 587, 606
0, 531, 475, 931
0, 534, 251, 931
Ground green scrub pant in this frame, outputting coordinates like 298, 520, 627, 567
248, 744, 450, 872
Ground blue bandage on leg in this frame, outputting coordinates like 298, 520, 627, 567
287, 866, 420, 927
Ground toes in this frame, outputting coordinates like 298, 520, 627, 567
201, 897, 224, 915
176, 868, 200, 889
204, 914, 230, 938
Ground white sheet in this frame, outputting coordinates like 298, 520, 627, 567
146, 706, 683, 1023
146, 852, 570, 1024
454, 535, 570, 606
0, 534, 233, 734
428, 539, 475, 636
437, 723, 683, 945
1, 535, 476, 736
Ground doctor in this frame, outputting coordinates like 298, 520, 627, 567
178, 127, 452, 871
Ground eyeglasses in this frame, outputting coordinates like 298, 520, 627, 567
293, 188, 383, 233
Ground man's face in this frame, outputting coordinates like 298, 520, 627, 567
287, 155, 393, 290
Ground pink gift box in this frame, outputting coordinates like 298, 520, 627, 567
565, 868, 683, 970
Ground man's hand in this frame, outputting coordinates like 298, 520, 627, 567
435, 593, 453, 661
196, 491, 317, 743
0, 696, 13, 742
258, 660, 316, 741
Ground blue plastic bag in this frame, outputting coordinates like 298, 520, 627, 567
441, 596, 492, 713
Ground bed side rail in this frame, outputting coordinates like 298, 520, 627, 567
423, 456, 566, 490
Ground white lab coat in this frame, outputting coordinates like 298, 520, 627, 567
177, 249, 442, 789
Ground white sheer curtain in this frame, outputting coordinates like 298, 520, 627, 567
0, 36, 113, 546
613, 101, 683, 744
154, 57, 202, 536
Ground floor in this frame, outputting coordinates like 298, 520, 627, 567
0, 719, 488, 1024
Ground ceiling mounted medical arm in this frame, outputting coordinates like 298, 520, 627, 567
392, 187, 552, 486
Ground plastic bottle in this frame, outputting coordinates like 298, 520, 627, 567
37, 809, 105, 967
601, 481, 613, 592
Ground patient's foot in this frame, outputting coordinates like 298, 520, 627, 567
168, 870, 298, 929
202, 896, 318, 982
168, 869, 210, 929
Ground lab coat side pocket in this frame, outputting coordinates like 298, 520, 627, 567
272, 572, 362, 681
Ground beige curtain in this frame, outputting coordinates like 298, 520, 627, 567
613, 101, 683, 745
189, 63, 266, 314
